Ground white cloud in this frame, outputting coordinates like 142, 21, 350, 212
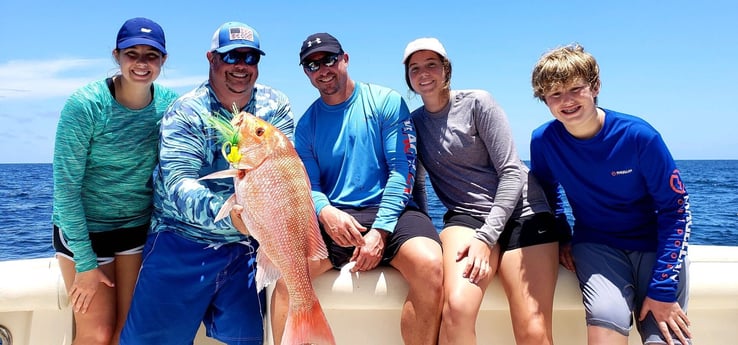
0, 58, 109, 100
0, 58, 204, 101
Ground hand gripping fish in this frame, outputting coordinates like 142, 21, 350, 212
200, 110, 336, 345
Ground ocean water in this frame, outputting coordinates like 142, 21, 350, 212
1, 161, 736, 262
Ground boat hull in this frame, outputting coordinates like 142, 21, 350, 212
1, 245, 736, 344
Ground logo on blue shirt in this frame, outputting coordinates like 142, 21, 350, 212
610, 168, 633, 176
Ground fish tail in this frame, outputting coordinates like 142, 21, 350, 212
281, 297, 336, 345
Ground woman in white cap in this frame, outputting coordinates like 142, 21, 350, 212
52, 17, 177, 344
403, 37, 560, 345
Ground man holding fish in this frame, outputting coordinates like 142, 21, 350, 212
120, 21, 293, 345
269, 32, 445, 345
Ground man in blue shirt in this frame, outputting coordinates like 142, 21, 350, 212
269, 32, 443, 345
121, 21, 293, 345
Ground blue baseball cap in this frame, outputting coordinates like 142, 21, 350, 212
210, 22, 265, 55
116, 17, 167, 54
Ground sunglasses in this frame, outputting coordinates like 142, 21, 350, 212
219, 51, 260, 65
301, 53, 342, 73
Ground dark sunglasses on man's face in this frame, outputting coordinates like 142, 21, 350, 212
302, 53, 341, 73
219, 51, 260, 65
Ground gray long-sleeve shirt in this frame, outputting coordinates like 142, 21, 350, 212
411, 90, 550, 246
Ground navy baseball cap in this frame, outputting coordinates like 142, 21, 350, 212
210, 22, 265, 55
116, 17, 167, 54
299, 32, 343, 64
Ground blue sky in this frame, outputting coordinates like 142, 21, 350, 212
1, 1, 736, 163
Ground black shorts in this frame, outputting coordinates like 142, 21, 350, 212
322, 206, 441, 269
443, 211, 558, 251
53, 224, 149, 264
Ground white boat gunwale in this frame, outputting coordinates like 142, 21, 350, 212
1, 244, 737, 344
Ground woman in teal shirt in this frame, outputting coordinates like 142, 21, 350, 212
51, 17, 178, 344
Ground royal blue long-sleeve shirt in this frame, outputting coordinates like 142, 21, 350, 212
530, 108, 691, 302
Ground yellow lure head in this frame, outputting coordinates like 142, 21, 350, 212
222, 142, 242, 165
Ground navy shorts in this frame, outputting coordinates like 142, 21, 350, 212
572, 242, 691, 344
53, 224, 148, 265
443, 211, 559, 251
120, 231, 265, 345
322, 206, 441, 269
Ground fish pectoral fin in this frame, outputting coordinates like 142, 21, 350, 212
198, 169, 239, 181
215, 194, 237, 222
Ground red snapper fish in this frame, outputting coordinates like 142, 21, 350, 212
201, 110, 335, 345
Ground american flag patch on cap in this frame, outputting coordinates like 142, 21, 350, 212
229, 27, 254, 42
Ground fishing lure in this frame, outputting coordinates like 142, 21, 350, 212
206, 105, 242, 165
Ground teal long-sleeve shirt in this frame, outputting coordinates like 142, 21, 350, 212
52, 79, 178, 272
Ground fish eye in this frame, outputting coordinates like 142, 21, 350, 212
255, 127, 265, 137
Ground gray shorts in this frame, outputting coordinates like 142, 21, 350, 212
572, 242, 691, 344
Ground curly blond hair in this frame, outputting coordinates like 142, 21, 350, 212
531, 43, 600, 103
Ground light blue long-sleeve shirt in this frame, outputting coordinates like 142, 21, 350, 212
295, 82, 417, 232
150, 82, 293, 243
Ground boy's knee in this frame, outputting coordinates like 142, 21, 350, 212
586, 301, 632, 336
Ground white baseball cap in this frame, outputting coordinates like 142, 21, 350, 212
402, 37, 448, 64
